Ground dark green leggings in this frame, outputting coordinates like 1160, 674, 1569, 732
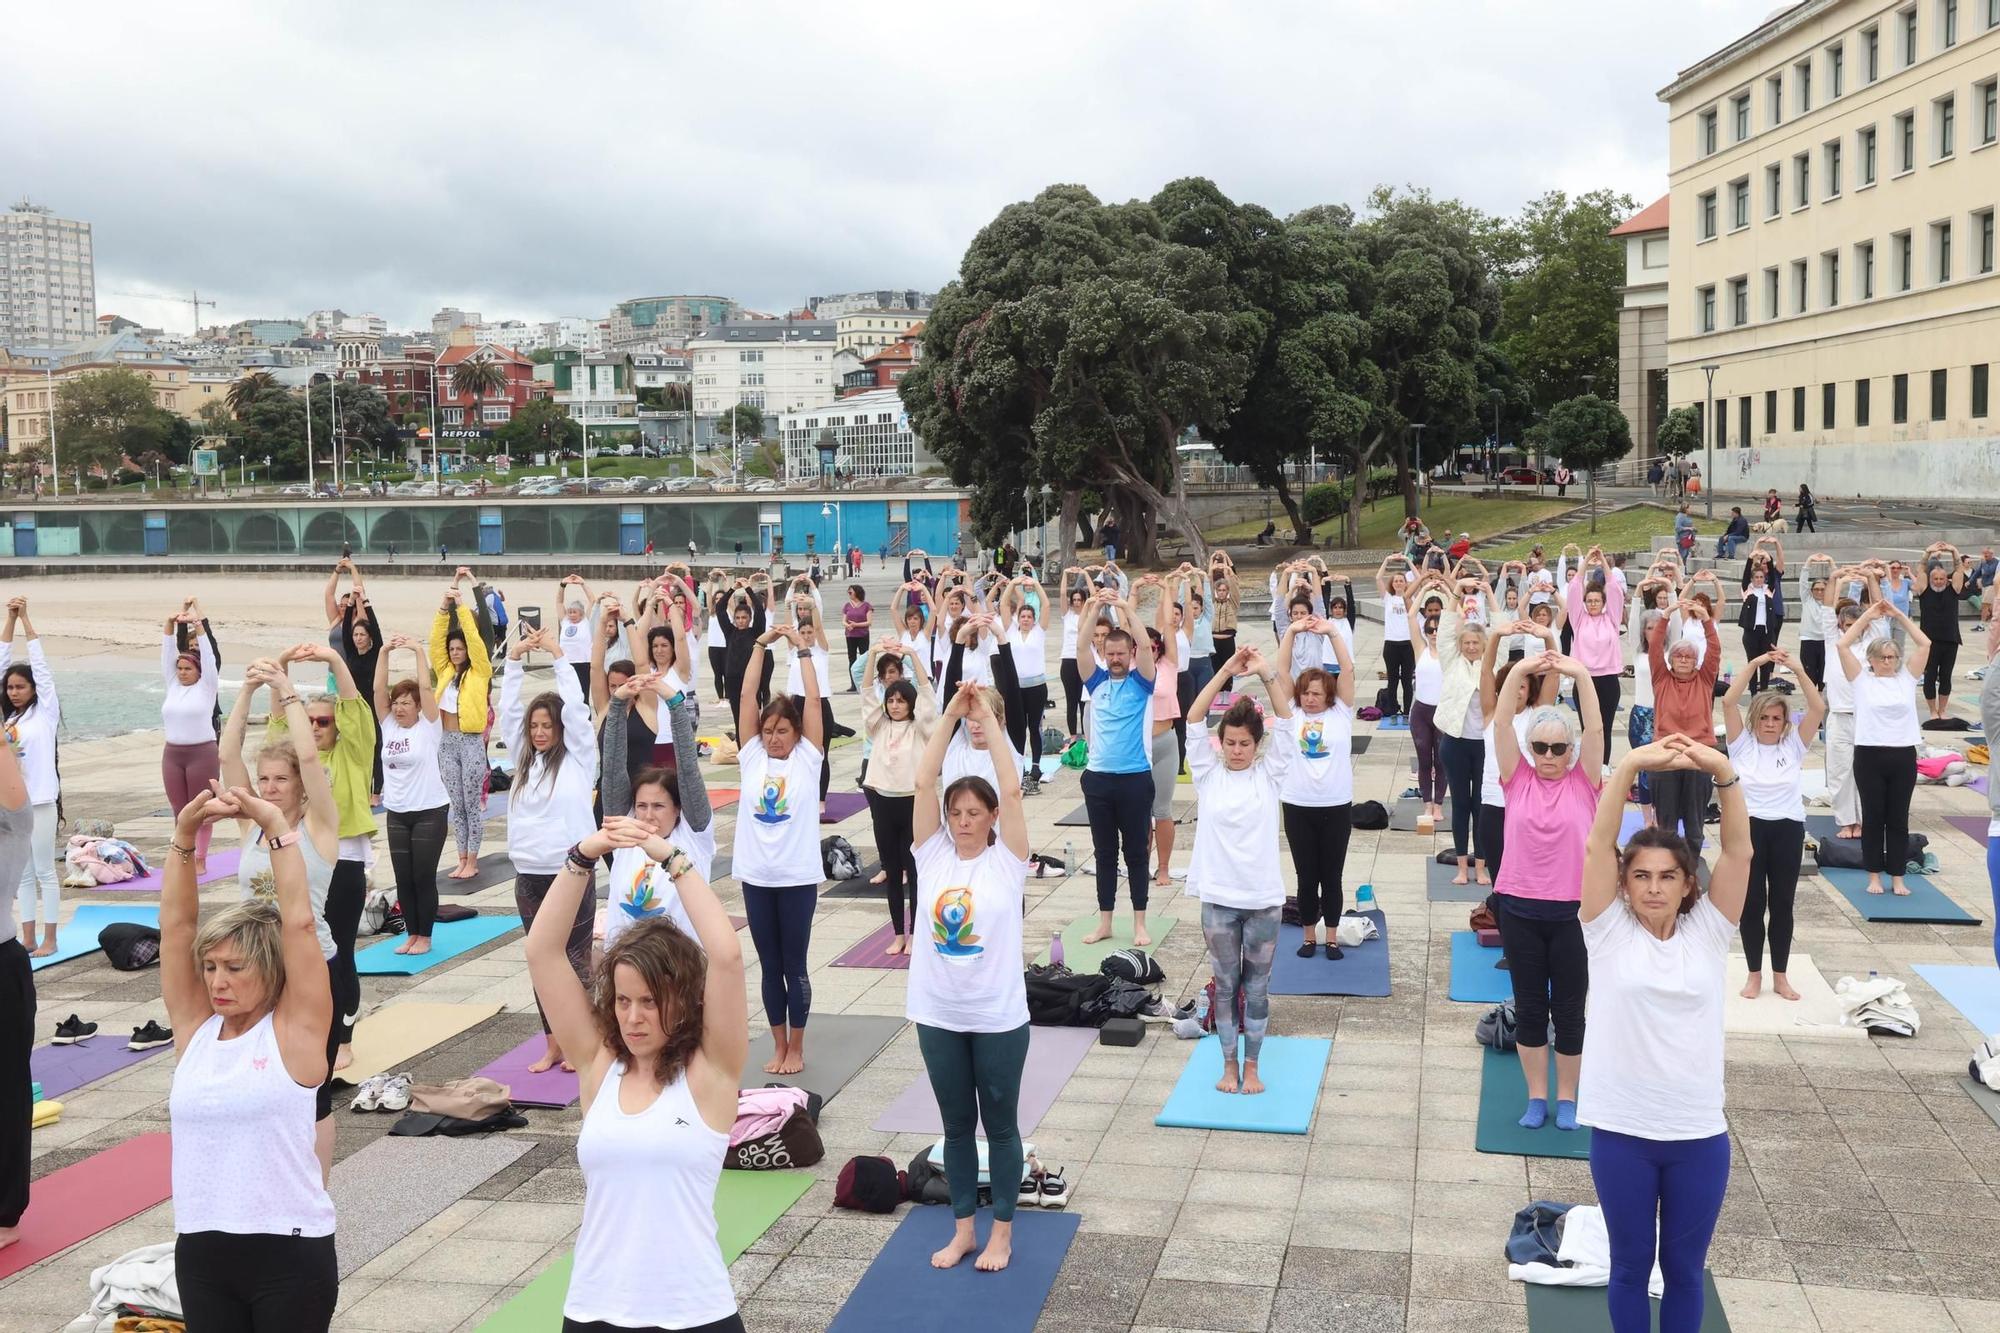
916, 1021, 1030, 1220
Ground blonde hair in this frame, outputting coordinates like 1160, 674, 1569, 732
1745, 689, 1792, 738
190, 900, 287, 1007
255, 740, 304, 784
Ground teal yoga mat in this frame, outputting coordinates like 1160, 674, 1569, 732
1154, 1034, 1331, 1134
1821, 867, 1980, 925
1476, 1045, 1590, 1159
1448, 930, 1512, 1003
1913, 964, 2000, 1033
31, 905, 160, 972
826, 1207, 1081, 1333
353, 913, 523, 975
1524, 1270, 1728, 1331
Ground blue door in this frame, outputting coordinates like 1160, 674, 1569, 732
144, 512, 168, 556
13, 515, 35, 558
478, 511, 504, 556
619, 508, 645, 555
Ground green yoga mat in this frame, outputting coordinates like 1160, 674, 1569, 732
1033, 911, 1178, 971
1524, 1270, 1729, 1331
474, 1170, 813, 1332
1476, 1045, 1591, 1159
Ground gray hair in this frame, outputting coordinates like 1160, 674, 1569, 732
1524, 705, 1581, 769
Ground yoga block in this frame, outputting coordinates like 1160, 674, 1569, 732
1476, 928, 1502, 948
1098, 1018, 1145, 1047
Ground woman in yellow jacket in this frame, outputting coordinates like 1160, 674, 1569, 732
431, 581, 493, 880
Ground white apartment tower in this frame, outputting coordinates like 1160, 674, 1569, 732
1, 200, 96, 345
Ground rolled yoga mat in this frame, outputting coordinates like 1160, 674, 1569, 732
1271, 910, 1391, 997
826, 1205, 1082, 1333
30, 904, 161, 972
1425, 858, 1488, 903
29, 1035, 169, 1100
1476, 1045, 1591, 1159
0, 1132, 172, 1281
1524, 1270, 1729, 1332
354, 912, 523, 975
1154, 1034, 1332, 1135
474, 1033, 582, 1108
745, 1012, 906, 1105
93, 847, 242, 893
1913, 963, 2000, 1033
1448, 930, 1513, 1004
1820, 866, 1980, 925
335, 1001, 504, 1086
1033, 911, 1179, 972
332, 1133, 533, 1277
871, 1024, 1097, 1135
830, 920, 910, 970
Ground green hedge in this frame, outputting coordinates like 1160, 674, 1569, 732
1301, 468, 1398, 525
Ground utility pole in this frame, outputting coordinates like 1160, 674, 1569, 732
1700, 363, 1720, 521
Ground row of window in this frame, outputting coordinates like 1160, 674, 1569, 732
440, 405, 515, 425
1697, 79, 1998, 243
1698, 0, 2000, 156
1695, 208, 1996, 329
1698, 365, 1993, 448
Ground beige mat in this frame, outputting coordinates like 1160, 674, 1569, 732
1723, 954, 1863, 1040
334, 1000, 506, 1085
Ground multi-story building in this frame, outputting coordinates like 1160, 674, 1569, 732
551, 349, 640, 441
807, 289, 935, 321
433, 343, 546, 429
609, 296, 735, 348
1660, 0, 2000, 496
539, 316, 596, 351
353, 346, 440, 424
1, 201, 95, 346
431, 307, 481, 346
689, 318, 838, 417
834, 311, 924, 358
631, 351, 691, 392
840, 329, 922, 396
1611, 197, 1672, 459
470, 319, 537, 352
1, 333, 246, 457
778, 388, 935, 481
230, 319, 306, 347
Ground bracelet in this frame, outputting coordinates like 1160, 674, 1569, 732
565, 844, 599, 873
265, 828, 302, 851
170, 842, 195, 860
1712, 776, 1740, 789
276, 695, 300, 708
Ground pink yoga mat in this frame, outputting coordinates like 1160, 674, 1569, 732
92, 847, 242, 894
0, 1132, 173, 1280
830, 920, 910, 970
475, 1034, 580, 1108
30, 1037, 169, 1100
821, 790, 869, 824
871, 1024, 1097, 1135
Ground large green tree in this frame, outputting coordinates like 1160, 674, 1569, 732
1491, 189, 1639, 415
718, 402, 766, 446
1656, 405, 1700, 459
52, 368, 178, 485
1541, 392, 1633, 531
494, 396, 582, 457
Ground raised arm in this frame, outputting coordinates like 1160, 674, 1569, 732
1720, 652, 1763, 743
1691, 741, 1749, 924
1563, 655, 1605, 786
966, 688, 1027, 859
322, 562, 345, 626
792, 626, 824, 750
913, 683, 973, 846
1887, 602, 1929, 678
528, 828, 619, 1106
162, 787, 226, 1048
1327, 620, 1356, 707
1492, 651, 1540, 783
1837, 603, 1881, 681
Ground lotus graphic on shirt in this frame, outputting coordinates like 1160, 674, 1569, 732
752, 775, 790, 824
931, 887, 982, 957
619, 865, 667, 922
1299, 720, 1331, 760
248, 868, 277, 902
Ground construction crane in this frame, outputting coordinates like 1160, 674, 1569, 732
105, 289, 218, 336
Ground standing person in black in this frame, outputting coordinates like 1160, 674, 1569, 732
1917, 542, 1968, 721
1795, 484, 1818, 533
719, 575, 773, 742
1738, 539, 1786, 694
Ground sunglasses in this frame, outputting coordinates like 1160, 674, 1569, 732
308, 716, 336, 728
1530, 741, 1569, 757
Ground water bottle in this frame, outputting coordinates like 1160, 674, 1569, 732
1356, 883, 1377, 915
1063, 840, 1075, 879
1050, 932, 1065, 968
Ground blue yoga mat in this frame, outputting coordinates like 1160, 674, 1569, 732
354, 914, 523, 975
1272, 910, 1390, 996
1914, 964, 2000, 1033
1449, 930, 1513, 1004
1376, 716, 1411, 732
1821, 867, 1980, 925
826, 1207, 1080, 1333
1154, 1034, 1331, 1134
1477, 1046, 1591, 1159
32, 905, 161, 972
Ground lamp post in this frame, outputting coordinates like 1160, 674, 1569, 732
44, 364, 58, 496
1489, 388, 1503, 491
1700, 363, 1720, 520
1410, 423, 1427, 510
821, 501, 842, 564
1038, 483, 1053, 566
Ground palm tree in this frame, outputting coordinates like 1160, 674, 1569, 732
225, 370, 277, 416
451, 357, 508, 431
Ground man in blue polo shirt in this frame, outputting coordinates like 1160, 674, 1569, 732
1081, 588, 1158, 947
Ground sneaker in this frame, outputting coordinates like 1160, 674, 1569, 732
52, 1014, 98, 1045
350, 1074, 389, 1112
1137, 997, 1172, 1023
379, 1073, 413, 1113
127, 1020, 173, 1051
1036, 1168, 1070, 1208
1018, 1170, 1042, 1210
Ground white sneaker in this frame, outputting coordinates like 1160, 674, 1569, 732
350, 1074, 388, 1112
379, 1073, 413, 1113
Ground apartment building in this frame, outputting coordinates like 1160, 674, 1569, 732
610, 296, 735, 348
1660, 0, 2000, 495
0, 201, 95, 345
689, 319, 837, 417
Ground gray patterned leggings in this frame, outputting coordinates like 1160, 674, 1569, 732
1201, 902, 1280, 1065
438, 728, 488, 858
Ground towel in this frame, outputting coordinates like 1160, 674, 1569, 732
1508, 1204, 1664, 1297
63, 1241, 182, 1333
1835, 975, 1921, 1038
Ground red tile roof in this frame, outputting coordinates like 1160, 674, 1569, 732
1609, 195, 1669, 237
436, 343, 532, 367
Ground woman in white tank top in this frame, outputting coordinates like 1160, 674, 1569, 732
161, 778, 338, 1332
527, 810, 749, 1333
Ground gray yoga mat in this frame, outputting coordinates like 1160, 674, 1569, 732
822, 862, 888, 899
330, 1133, 533, 1277
746, 1013, 906, 1106
1054, 801, 1195, 827
1425, 858, 1489, 902
1959, 1076, 2000, 1132
1391, 796, 1452, 833
438, 852, 522, 896
1350, 733, 1372, 755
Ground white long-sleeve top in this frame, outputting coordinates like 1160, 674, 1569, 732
1, 640, 59, 804
498, 657, 599, 874
160, 632, 220, 746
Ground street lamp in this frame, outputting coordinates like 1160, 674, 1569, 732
1700, 363, 1720, 520
1489, 389, 1503, 489
1038, 483, 1053, 566
821, 501, 842, 564
1410, 424, 1427, 509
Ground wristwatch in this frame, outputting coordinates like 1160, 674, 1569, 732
265, 828, 303, 851
665, 690, 687, 710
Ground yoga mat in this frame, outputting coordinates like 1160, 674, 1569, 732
822, 790, 870, 823
825, 1207, 1081, 1333
1947, 813, 1992, 848
29, 1036, 169, 1100
93, 847, 243, 894
1271, 910, 1391, 996
1350, 733, 1373, 753
1804, 813, 1844, 844
1034, 911, 1180, 972
30, 904, 161, 972
1426, 858, 1487, 902
1722, 955, 1865, 1040
473, 1170, 813, 1333
0, 1132, 172, 1281
1913, 964, 2000, 1034
1154, 1034, 1331, 1134
336, 1001, 504, 1085
353, 912, 523, 974
437, 852, 521, 895
745, 1013, 905, 1105
1974, 775, 1991, 796
830, 920, 910, 969
1449, 930, 1513, 1004
474, 1033, 580, 1108
1054, 801, 1194, 827
1821, 866, 1980, 925
1958, 1075, 2000, 1133
332, 1133, 533, 1277
1374, 716, 1409, 732
1476, 1046, 1591, 1159
1524, 1270, 1728, 1332
820, 861, 888, 899
871, 1024, 1097, 1135
1390, 796, 1452, 833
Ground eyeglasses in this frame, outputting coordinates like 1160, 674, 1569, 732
308, 716, 336, 728
1530, 741, 1570, 757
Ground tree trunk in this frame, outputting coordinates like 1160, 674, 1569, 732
1264, 470, 1310, 546
1398, 451, 1418, 521
1058, 489, 1080, 564
1101, 463, 1207, 567
1587, 472, 1598, 535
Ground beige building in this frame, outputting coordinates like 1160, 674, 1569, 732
1659, 0, 2000, 497
1612, 196, 1672, 459
4, 356, 237, 453
834, 311, 922, 358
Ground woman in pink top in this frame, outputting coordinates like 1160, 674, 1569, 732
842, 585, 873, 693
1491, 651, 1606, 1133
1142, 571, 1184, 889
1566, 547, 1625, 768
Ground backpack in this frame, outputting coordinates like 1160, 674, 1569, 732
1099, 949, 1164, 985
728, 1105, 825, 1172
1023, 964, 1111, 1027
834, 1156, 907, 1212
1374, 687, 1396, 713
1357, 706, 1383, 721
1199, 977, 1246, 1035
1351, 800, 1388, 830
820, 835, 860, 881
1080, 977, 1153, 1026
904, 1147, 953, 1205
361, 887, 397, 937
98, 922, 161, 971
1476, 998, 1518, 1051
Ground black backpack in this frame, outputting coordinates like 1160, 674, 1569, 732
1023, 964, 1110, 1027
98, 922, 161, 971
1351, 800, 1389, 830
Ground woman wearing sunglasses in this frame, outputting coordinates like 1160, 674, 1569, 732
1490, 651, 1605, 1133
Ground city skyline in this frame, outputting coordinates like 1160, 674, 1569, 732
7, 0, 1782, 336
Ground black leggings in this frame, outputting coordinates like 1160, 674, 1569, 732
1925, 641, 1960, 700
1211, 629, 1237, 695
708, 645, 729, 701
1439, 735, 1485, 862
326, 859, 366, 1049
846, 634, 869, 681
867, 789, 917, 934
1590, 674, 1620, 766
386, 804, 448, 939
1281, 802, 1353, 927
1800, 640, 1826, 691
1015, 683, 1049, 765
0, 939, 30, 1229
1853, 744, 1917, 875
177, 1230, 339, 1333
1061, 658, 1085, 734
1081, 768, 1152, 913
1743, 817, 1805, 972
1478, 804, 1507, 883
1651, 769, 1712, 855
1495, 895, 1587, 1056
1741, 626, 1777, 691
1383, 640, 1416, 715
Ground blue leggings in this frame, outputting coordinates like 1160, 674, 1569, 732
917, 1022, 1029, 1221
1988, 836, 2000, 967
741, 882, 816, 1030
1588, 1128, 1730, 1333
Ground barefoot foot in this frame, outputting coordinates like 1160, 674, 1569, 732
777, 1051, 804, 1075
527, 1049, 561, 1074
1215, 1062, 1240, 1095
0, 1225, 18, 1254
932, 1222, 979, 1270
1080, 921, 1113, 945
333, 1045, 353, 1072
1891, 879, 1912, 896
975, 1223, 1014, 1272
1240, 1061, 1265, 1095
1133, 928, 1152, 947
870, 869, 888, 885
1740, 972, 1763, 999
1772, 974, 1801, 1000
29, 941, 55, 958
407, 938, 431, 955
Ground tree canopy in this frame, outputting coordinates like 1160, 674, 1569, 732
1656, 405, 1701, 458
1491, 190, 1639, 417
52, 369, 179, 484
495, 396, 582, 457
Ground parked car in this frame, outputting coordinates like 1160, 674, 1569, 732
1498, 466, 1547, 485
280, 483, 312, 496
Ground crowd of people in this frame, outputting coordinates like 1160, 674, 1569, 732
0, 525, 1992, 1333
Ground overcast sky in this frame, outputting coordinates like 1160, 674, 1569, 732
9, 0, 1781, 336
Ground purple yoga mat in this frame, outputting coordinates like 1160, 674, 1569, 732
821, 791, 869, 824
871, 1024, 1097, 1135
1948, 813, 1993, 847
30, 1038, 169, 1100
94, 847, 243, 894
1973, 775, 1991, 796
830, 921, 909, 970
475, 1034, 580, 1108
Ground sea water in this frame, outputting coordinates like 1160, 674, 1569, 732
51, 670, 247, 741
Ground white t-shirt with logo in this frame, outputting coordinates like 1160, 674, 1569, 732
1727, 730, 1807, 822
380, 714, 449, 813
1382, 594, 1410, 643
1278, 705, 1353, 807
731, 737, 825, 886
906, 830, 1029, 1034
602, 818, 719, 952
558, 616, 594, 664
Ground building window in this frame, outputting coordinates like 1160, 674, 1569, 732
1943, 0, 1960, 46
1731, 178, 1750, 228
1768, 73, 1785, 125
1823, 382, 1837, 428
1792, 259, 1809, 311
1825, 140, 1843, 196
1736, 396, 1751, 445
481, 403, 510, 423
1990, 0, 2000, 29
1860, 125, 1878, 184
1936, 220, 1954, 281
1792, 386, 1807, 430
1730, 276, 1749, 325
1982, 79, 1999, 144
1897, 112, 1916, 171
1857, 377, 1873, 426
1829, 44, 1846, 97
1938, 95, 1957, 157
1979, 208, 1997, 273
1858, 240, 1877, 298
443, 407, 464, 425
1975, 363, 1991, 418
1766, 163, 1784, 216
1700, 107, 1719, 155
1717, 405, 1729, 449
1698, 286, 1716, 332
1894, 372, 1910, 422
1765, 389, 1778, 434
1797, 60, 1814, 112
1864, 25, 1881, 80
1764, 266, 1781, 317
1795, 153, 1811, 207
1932, 368, 1949, 419
1895, 230, 1914, 289
1824, 251, 1841, 305
1732, 93, 1751, 141
1699, 190, 1717, 239
1901, 6, 1919, 65
1642, 236, 1668, 267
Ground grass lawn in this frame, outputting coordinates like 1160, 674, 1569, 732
1205, 494, 1575, 551
1479, 503, 1724, 560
